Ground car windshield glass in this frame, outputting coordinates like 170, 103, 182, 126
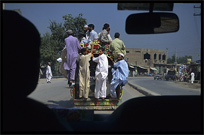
4, 2, 201, 115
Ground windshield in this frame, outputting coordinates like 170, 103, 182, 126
4, 2, 201, 119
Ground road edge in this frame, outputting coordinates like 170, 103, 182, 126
128, 81, 161, 96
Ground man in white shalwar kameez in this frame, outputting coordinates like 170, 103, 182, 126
110, 53, 129, 98
46, 62, 52, 83
92, 47, 108, 99
191, 71, 195, 84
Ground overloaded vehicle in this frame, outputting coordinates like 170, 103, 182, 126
60, 39, 124, 109
165, 70, 177, 81
154, 73, 163, 80
2, 2, 201, 134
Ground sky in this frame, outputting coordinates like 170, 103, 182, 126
4, 3, 201, 61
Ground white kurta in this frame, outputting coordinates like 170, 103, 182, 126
191, 72, 195, 83
92, 54, 108, 99
46, 65, 52, 82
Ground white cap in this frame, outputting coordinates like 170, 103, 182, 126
118, 53, 124, 57
57, 58, 62, 62
84, 25, 88, 28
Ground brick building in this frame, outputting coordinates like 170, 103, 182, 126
125, 48, 167, 75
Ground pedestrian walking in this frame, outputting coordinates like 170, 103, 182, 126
191, 71, 195, 83
46, 62, 52, 83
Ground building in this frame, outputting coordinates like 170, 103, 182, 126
125, 48, 167, 75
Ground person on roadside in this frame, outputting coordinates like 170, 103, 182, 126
79, 45, 94, 100
98, 23, 111, 46
64, 29, 82, 86
92, 47, 108, 100
46, 62, 52, 83
191, 71, 195, 84
110, 53, 129, 99
109, 32, 126, 62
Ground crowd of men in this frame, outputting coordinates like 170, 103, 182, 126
63, 23, 129, 100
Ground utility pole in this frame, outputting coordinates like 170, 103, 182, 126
175, 48, 177, 64
174, 48, 177, 72
194, 4, 201, 61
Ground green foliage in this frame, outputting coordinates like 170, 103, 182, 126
63, 13, 87, 39
167, 55, 192, 64
40, 13, 87, 76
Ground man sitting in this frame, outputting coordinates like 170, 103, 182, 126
110, 53, 129, 99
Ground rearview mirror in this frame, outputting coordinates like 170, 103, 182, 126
126, 13, 179, 34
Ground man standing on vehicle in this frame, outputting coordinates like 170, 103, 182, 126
64, 29, 82, 86
110, 53, 129, 99
92, 47, 108, 100
79, 45, 94, 100
98, 23, 111, 46
87, 24, 98, 48
109, 32, 126, 62
83, 25, 89, 39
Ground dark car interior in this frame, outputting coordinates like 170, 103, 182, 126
2, 2, 202, 134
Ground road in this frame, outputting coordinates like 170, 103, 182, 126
28, 78, 144, 110
128, 77, 201, 95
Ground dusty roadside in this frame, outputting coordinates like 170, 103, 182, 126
173, 81, 201, 89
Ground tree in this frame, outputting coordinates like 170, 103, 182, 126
40, 13, 87, 76
167, 54, 176, 64
177, 55, 192, 64
63, 13, 87, 39
167, 55, 192, 64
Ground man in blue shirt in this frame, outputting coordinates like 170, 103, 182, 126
87, 24, 98, 48
110, 53, 129, 99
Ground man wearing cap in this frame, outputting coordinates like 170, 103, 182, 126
109, 32, 126, 62
84, 25, 90, 39
64, 29, 82, 85
110, 53, 129, 99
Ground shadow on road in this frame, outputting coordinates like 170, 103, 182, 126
46, 99, 74, 108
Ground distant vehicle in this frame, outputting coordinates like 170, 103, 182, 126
154, 73, 163, 80
144, 72, 151, 76
165, 70, 176, 81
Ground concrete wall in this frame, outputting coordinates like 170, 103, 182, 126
125, 48, 167, 67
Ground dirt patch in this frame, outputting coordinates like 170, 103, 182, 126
174, 81, 201, 89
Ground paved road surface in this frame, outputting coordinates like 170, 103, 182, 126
128, 77, 201, 95
28, 78, 144, 110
